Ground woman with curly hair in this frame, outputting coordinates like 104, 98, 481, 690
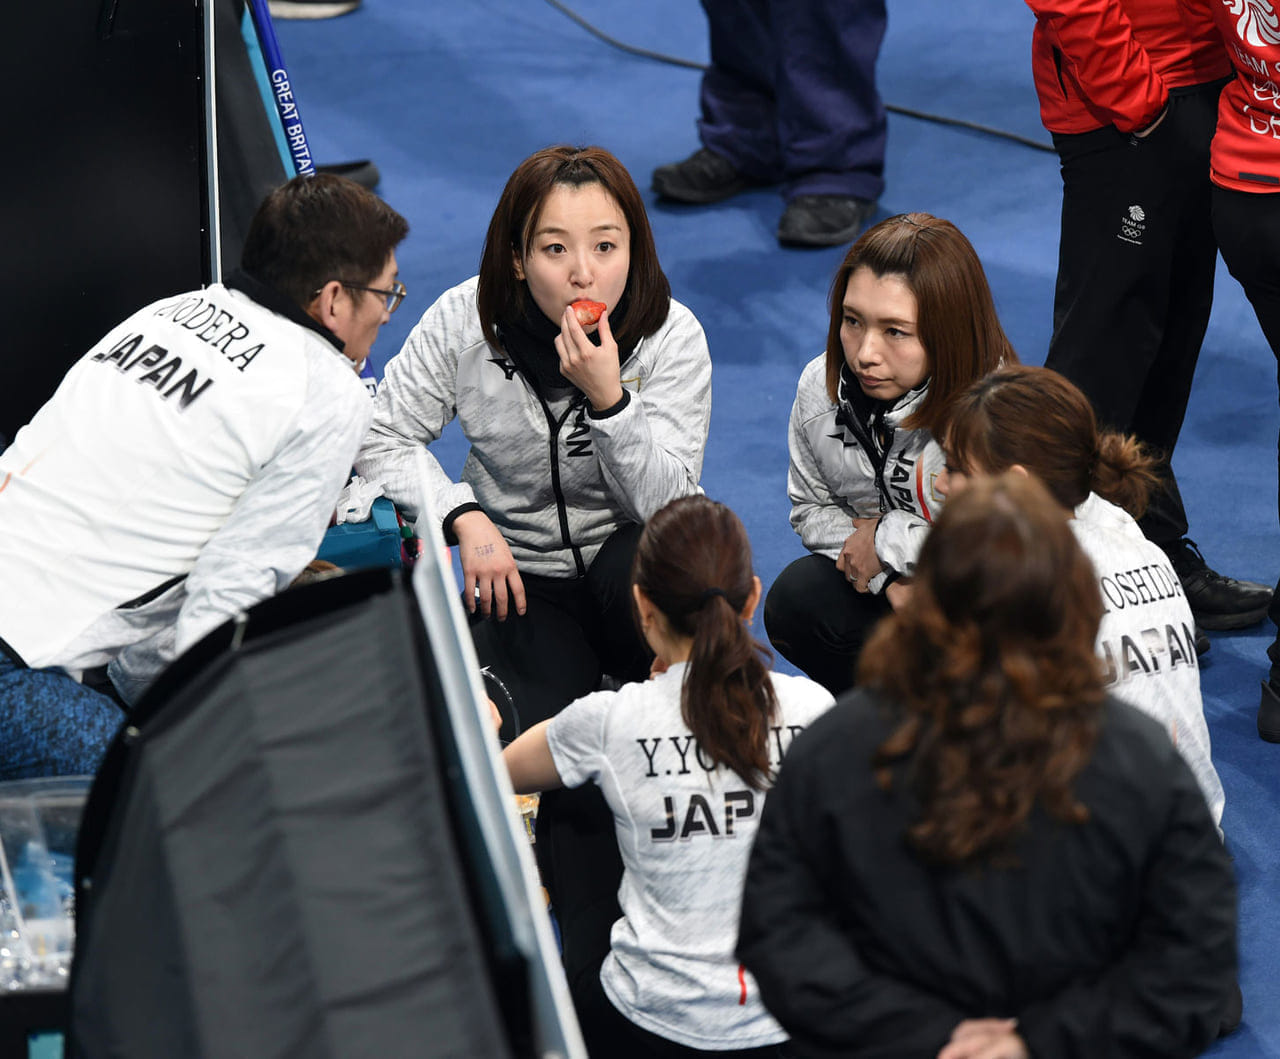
738, 472, 1237, 1059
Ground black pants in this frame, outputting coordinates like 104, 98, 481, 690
469, 522, 651, 730
573, 962, 791, 1058
536, 781, 624, 1007
1044, 78, 1228, 549
1212, 184, 1280, 674
763, 553, 892, 697
469, 524, 647, 1002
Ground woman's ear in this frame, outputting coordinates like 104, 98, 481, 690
512, 251, 526, 281
741, 576, 762, 625
1008, 463, 1031, 480
632, 584, 653, 629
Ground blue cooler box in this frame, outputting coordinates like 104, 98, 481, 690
316, 496, 405, 570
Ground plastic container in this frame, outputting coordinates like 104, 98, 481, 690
315, 495, 405, 570
0, 777, 91, 992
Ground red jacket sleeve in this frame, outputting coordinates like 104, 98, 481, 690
1025, 0, 1167, 132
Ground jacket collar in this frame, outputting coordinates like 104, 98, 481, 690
223, 268, 346, 355
837, 364, 930, 429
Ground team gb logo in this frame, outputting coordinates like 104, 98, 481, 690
1225, 0, 1280, 47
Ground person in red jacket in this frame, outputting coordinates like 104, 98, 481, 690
1024, 0, 1271, 646
1184, 0, 1280, 740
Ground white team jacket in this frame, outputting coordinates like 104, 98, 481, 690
1072, 493, 1225, 824
786, 354, 944, 593
0, 278, 372, 703
355, 277, 712, 578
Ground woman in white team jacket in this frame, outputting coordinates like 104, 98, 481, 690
764, 213, 1015, 695
505, 496, 833, 1057
356, 144, 712, 729
936, 364, 1225, 826
355, 146, 713, 994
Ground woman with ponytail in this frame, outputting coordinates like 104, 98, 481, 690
934, 364, 1224, 826
738, 473, 1237, 1059
504, 494, 834, 1057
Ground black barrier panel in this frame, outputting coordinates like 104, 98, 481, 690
1, 1, 210, 441
69, 570, 530, 1058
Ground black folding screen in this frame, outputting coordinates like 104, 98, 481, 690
1, 0, 212, 443
68, 566, 580, 1058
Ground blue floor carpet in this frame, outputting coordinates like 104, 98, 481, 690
272, 2, 1279, 1052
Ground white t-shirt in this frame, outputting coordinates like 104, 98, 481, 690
547, 663, 835, 1049
1072, 494, 1224, 824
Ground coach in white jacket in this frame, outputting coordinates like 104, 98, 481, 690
0, 174, 409, 780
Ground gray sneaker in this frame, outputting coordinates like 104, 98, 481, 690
316, 160, 381, 190
652, 147, 754, 205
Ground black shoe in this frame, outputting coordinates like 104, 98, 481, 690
652, 147, 754, 204
777, 195, 876, 248
1218, 979, 1244, 1038
316, 159, 381, 190
1194, 623, 1210, 658
1166, 538, 1272, 630
268, 0, 361, 17
1259, 680, 1280, 743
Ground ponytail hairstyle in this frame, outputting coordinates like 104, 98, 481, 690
632, 496, 780, 790
941, 364, 1160, 518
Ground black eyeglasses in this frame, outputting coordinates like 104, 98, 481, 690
346, 279, 407, 313
314, 279, 407, 313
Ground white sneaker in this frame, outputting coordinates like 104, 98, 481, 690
267, 0, 362, 19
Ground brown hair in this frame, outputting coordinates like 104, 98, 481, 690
476, 145, 671, 351
859, 472, 1104, 864
240, 173, 409, 310
940, 365, 1160, 518
824, 213, 1016, 432
632, 496, 779, 790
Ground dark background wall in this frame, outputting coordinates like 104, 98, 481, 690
1, 1, 211, 442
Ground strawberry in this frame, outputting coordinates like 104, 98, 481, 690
570, 299, 607, 327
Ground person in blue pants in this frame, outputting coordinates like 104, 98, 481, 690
652, 0, 887, 248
